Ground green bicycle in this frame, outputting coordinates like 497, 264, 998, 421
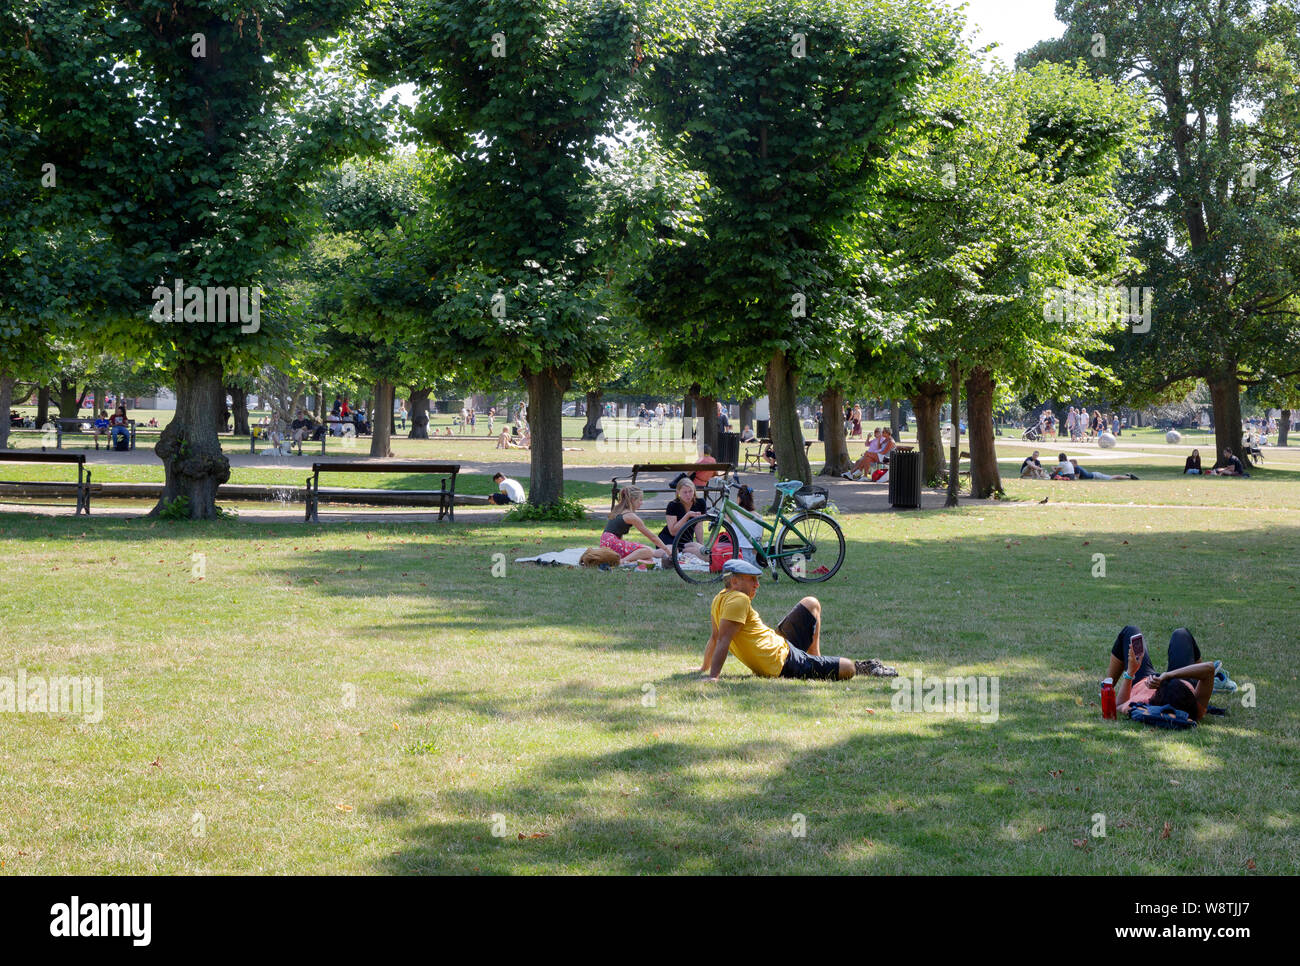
671, 477, 846, 585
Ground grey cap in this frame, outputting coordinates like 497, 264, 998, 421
722, 558, 763, 576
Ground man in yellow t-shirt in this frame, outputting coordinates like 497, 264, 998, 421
700, 558, 898, 681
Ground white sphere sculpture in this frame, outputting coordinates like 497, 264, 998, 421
1166, 430, 1182, 445
1098, 431, 1117, 448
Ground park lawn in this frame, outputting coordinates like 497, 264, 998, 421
0, 504, 1295, 875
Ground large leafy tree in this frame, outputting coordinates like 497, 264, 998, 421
1022, 0, 1300, 463
366, 0, 636, 506
859, 60, 1145, 499
635, 0, 960, 484
9, 1, 388, 516
0, 3, 127, 448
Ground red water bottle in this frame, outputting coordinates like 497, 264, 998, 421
1101, 678, 1117, 720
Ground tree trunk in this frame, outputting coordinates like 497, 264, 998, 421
766, 350, 809, 485
93, 387, 105, 420
409, 387, 431, 438
56, 378, 80, 419
945, 361, 961, 507
965, 366, 1002, 498
699, 393, 719, 454
151, 360, 230, 519
1208, 370, 1244, 463
819, 387, 851, 475
225, 384, 250, 435
370, 379, 394, 457
315, 382, 326, 422
910, 384, 947, 484
890, 399, 901, 439
739, 396, 755, 435
582, 389, 603, 440
1279, 409, 1291, 446
524, 365, 571, 506
681, 390, 695, 440
36, 386, 50, 426
0, 372, 14, 450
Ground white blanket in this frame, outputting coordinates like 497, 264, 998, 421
514, 547, 673, 570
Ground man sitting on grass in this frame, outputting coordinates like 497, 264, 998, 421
1210, 447, 1249, 476
701, 558, 898, 681
489, 472, 525, 505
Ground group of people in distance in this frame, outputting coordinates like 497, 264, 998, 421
601, 460, 724, 568
91, 406, 132, 447
1184, 448, 1249, 476
1019, 450, 1139, 481
1057, 407, 1123, 441
1021, 445, 1252, 480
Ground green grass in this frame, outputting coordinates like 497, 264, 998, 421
0, 502, 1295, 874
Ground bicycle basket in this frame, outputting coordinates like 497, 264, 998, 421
794, 485, 828, 510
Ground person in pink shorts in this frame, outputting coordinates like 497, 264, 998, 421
601, 486, 670, 566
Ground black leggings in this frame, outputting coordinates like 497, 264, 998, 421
1110, 625, 1200, 684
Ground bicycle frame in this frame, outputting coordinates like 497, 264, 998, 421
703, 483, 808, 564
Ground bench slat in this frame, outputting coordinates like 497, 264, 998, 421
311, 461, 459, 474
0, 451, 86, 464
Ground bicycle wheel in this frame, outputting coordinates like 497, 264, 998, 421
672, 514, 740, 585
775, 511, 845, 582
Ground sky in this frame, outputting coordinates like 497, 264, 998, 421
942, 0, 1068, 67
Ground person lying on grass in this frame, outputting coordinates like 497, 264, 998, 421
1069, 458, 1138, 480
1106, 625, 1216, 722
700, 558, 898, 681
602, 485, 670, 566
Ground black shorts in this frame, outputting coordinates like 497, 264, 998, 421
776, 603, 842, 680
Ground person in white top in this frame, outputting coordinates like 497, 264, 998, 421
490, 473, 526, 504
843, 427, 885, 480
1055, 453, 1076, 478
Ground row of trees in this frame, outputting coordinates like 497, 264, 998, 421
4, 0, 1299, 514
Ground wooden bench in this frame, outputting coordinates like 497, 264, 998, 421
305, 460, 460, 523
743, 438, 815, 473
610, 462, 734, 511
0, 451, 91, 514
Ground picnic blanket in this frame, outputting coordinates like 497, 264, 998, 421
514, 547, 670, 570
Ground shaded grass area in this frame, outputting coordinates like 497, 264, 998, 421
0, 505, 1295, 874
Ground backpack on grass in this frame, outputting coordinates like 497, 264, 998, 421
1128, 703, 1197, 730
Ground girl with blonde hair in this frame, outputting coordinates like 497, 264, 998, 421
602, 486, 670, 565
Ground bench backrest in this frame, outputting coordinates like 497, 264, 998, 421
312, 461, 460, 475
630, 462, 733, 477
0, 450, 85, 465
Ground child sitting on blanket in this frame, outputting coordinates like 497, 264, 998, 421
602, 486, 670, 566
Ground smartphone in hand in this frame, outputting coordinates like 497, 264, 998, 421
1130, 632, 1146, 667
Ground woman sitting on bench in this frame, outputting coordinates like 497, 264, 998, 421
601, 486, 670, 566
1105, 625, 1216, 722
108, 406, 130, 448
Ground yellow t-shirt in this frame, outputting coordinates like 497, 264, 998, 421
710, 589, 789, 677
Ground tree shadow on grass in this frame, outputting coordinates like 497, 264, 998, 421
371, 703, 1287, 874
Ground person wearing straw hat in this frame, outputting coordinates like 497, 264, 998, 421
700, 559, 897, 681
